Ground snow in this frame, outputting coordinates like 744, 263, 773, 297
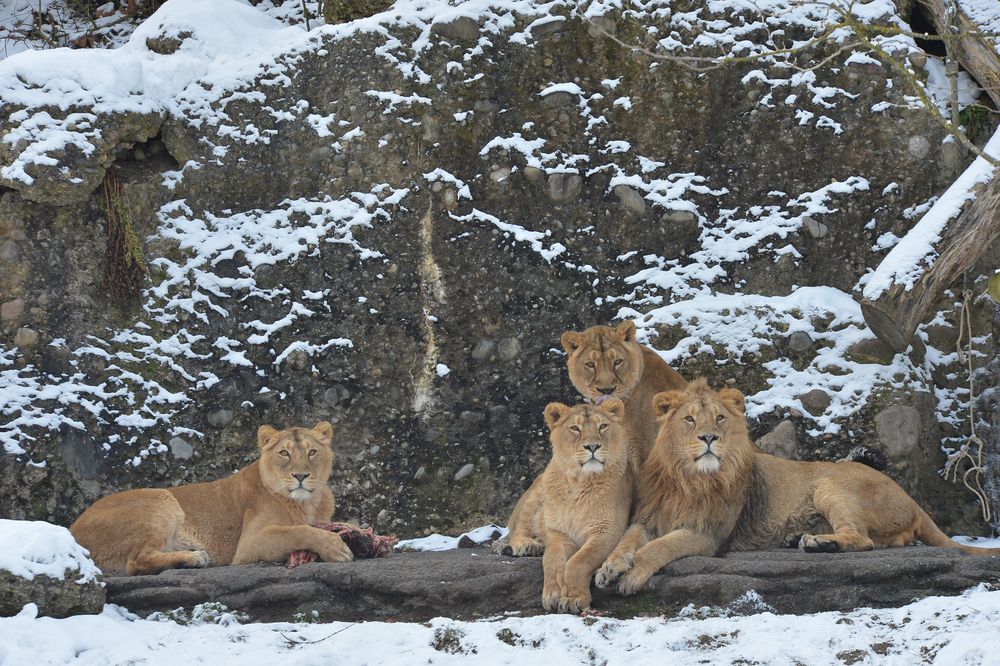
0, 519, 100, 584
3, 585, 1000, 664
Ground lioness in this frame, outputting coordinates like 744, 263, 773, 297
561, 320, 686, 464
504, 399, 633, 612
70, 422, 353, 575
596, 379, 999, 594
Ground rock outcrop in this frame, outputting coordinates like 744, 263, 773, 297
103, 547, 1000, 622
0, 570, 105, 618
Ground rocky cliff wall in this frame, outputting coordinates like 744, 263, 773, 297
0, 0, 997, 536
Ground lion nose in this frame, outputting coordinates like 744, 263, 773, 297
293, 473, 310, 483
698, 434, 719, 446
597, 386, 615, 395
584, 443, 601, 454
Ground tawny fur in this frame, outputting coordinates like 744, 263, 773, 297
596, 379, 1000, 595
562, 320, 686, 467
70, 422, 353, 576
504, 399, 634, 613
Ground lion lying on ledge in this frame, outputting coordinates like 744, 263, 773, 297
70, 422, 353, 576
596, 379, 1000, 595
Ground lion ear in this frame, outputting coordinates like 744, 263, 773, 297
616, 320, 637, 343
718, 388, 746, 414
599, 397, 625, 420
543, 402, 571, 431
560, 331, 582, 354
312, 421, 334, 446
652, 390, 685, 418
258, 425, 280, 450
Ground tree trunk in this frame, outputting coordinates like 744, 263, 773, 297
860, 1, 1000, 351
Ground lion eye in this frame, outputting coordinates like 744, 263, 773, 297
585, 361, 595, 369
716, 414, 725, 423
598, 423, 608, 431
570, 425, 581, 433
279, 450, 291, 458
613, 359, 623, 367
684, 415, 695, 424
308, 449, 318, 457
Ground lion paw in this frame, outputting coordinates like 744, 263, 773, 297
541, 587, 562, 612
557, 594, 590, 615
508, 538, 544, 557
320, 539, 354, 563
616, 567, 652, 596
799, 534, 839, 553
594, 554, 633, 589
184, 550, 210, 568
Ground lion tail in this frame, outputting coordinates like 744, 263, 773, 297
916, 510, 1000, 555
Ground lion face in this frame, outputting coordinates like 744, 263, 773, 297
544, 399, 628, 476
561, 321, 644, 402
651, 380, 750, 476
257, 422, 335, 502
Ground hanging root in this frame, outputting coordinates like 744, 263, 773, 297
942, 288, 993, 523
101, 169, 147, 306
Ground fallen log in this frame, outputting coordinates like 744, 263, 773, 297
103, 547, 1000, 622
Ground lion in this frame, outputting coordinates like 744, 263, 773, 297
595, 379, 1000, 595
502, 399, 634, 612
70, 422, 353, 576
561, 320, 686, 465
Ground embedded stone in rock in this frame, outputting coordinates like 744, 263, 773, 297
908, 136, 931, 160
471, 339, 496, 362
786, 331, 814, 354
60, 429, 98, 480
497, 337, 521, 361
283, 349, 311, 371
875, 404, 921, 457
661, 209, 697, 224
323, 385, 351, 407
803, 216, 828, 239
541, 91, 575, 109
429, 16, 480, 42
613, 184, 646, 216
529, 17, 566, 38
145, 30, 192, 55
756, 420, 796, 459
846, 337, 896, 365
0, 570, 105, 619
13, 326, 39, 349
907, 51, 927, 69
489, 167, 511, 184
454, 463, 475, 481
168, 437, 194, 460
0, 240, 18, 261
414, 466, 428, 480
1, 298, 25, 326
548, 173, 582, 203
523, 166, 545, 184
206, 409, 235, 428
797, 389, 831, 416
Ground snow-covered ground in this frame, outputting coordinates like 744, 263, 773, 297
1, 585, 999, 665
0, 519, 100, 584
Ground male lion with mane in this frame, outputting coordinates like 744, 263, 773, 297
71, 422, 353, 575
596, 379, 1000, 594
504, 399, 633, 612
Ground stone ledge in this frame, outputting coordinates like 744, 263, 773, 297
103, 547, 1000, 622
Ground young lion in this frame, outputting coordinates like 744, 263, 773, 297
504, 399, 634, 613
561, 320, 686, 465
596, 379, 1000, 595
70, 422, 353, 575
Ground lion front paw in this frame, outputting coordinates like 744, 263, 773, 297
557, 592, 591, 615
616, 567, 653, 596
799, 534, 839, 553
594, 553, 634, 589
319, 538, 354, 563
508, 537, 544, 557
182, 550, 210, 568
542, 583, 562, 612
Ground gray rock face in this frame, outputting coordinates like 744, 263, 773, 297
102, 548, 1000, 622
756, 420, 797, 459
0, 571, 105, 618
168, 437, 194, 460
875, 404, 922, 457
798, 389, 831, 416
786, 331, 814, 354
